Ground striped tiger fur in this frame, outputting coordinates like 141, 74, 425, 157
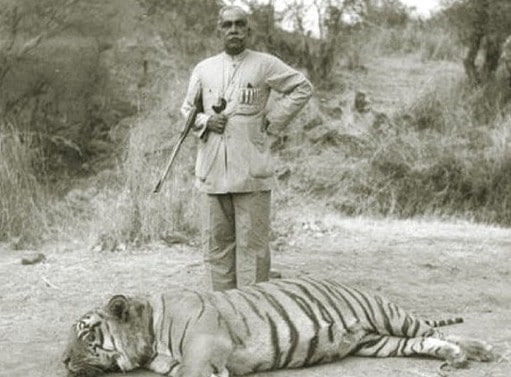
63, 277, 493, 377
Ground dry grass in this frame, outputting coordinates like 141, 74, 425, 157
79, 79, 202, 249
0, 123, 52, 247
279, 54, 511, 226
360, 22, 463, 62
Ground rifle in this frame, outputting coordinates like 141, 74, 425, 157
153, 89, 203, 193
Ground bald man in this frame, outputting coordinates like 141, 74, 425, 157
181, 6, 313, 291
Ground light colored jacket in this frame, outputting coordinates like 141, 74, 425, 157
181, 49, 312, 193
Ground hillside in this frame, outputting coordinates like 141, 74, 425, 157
2, 1, 511, 248
346, 55, 462, 112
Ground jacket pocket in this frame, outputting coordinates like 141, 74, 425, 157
235, 87, 264, 115
247, 121, 273, 178
249, 147, 273, 178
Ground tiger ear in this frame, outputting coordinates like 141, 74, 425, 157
107, 295, 130, 322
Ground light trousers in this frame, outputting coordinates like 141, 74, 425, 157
202, 191, 271, 291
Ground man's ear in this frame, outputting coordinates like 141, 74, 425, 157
216, 23, 223, 38
107, 295, 130, 322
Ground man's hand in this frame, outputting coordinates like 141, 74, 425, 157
206, 113, 227, 134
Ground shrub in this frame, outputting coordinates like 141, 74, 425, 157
443, 0, 511, 84
0, 123, 51, 246
85, 80, 202, 248
361, 21, 462, 61
283, 71, 511, 225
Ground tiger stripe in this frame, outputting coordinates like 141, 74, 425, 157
304, 278, 353, 328
271, 286, 321, 366
250, 286, 300, 368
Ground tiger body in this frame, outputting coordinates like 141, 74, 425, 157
150, 279, 365, 375
64, 277, 493, 377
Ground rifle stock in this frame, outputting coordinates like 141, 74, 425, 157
153, 89, 202, 193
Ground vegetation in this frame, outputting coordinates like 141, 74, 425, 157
443, 0, 511, 85
287, 74, 511, 224
0, 0, 510, 248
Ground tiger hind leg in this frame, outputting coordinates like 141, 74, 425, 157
353, 334, 468, 367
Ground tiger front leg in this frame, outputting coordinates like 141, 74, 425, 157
178, 333, 233, 377
148, 339, 231, 377
147, 354, 182, 376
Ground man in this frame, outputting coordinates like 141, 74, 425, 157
181, 5, 312, 291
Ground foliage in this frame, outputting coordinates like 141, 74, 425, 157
285, 72, 511, 225
0, 122, 52, 247
248, 0, 369, 84
360, 20, 462, 61
442, 0, 511, 84
135, 0, 222, 60
0, 0, 139, 180
362, 0, 411, 27
83, 103, 201, 249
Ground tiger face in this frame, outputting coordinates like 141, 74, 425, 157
63, 295, 155, 377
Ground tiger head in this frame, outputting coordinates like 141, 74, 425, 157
63, 295, 155, 377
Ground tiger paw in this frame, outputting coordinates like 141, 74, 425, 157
148, 354, 180, 375
446, 336, 494, 362
460, 340, 494, 362
445, 347, 468, 369
212, 368, 229, 377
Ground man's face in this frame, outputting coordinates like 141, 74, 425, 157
219, 8, 250, 55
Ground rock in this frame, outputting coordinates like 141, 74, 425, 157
21, 253, 46, 265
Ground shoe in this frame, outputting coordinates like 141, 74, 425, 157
269, 269, 282, 279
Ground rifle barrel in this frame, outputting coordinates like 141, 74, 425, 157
153, 89, 202, 193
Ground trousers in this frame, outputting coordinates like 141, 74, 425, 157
201, 191, 271, 291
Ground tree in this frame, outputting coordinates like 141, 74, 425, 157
245, 0, 367, 84
0, 0, 78, 94
362, 0, 411, 27
443, 0, 511, 84
0, 0, 127, 176
135, 0, 222, 58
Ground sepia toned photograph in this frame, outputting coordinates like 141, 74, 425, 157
0, 1, 510, 376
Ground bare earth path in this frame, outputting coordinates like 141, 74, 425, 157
1, 204, 510, 377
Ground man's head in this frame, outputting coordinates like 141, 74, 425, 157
217, 6, 251, 56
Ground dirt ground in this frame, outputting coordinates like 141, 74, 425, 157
1, 205, 510, 377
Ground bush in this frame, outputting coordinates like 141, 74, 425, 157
284, 72, 511, 225
0, 123, 51, 246
443, 0, 511, 84
0, 0, 143, 180
83, 79, 202, 249
361, 21, 462, 61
